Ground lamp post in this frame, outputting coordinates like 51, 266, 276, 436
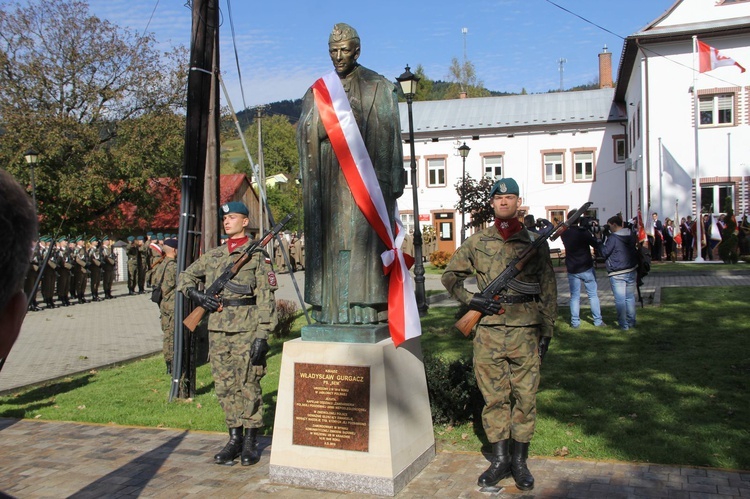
458, 142, 471, 243
24, 148, 39, 209
396, 65, 428, 316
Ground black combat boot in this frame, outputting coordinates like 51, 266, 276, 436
477, 439, 512, 487
214, 427, 243, 464
241, 428, 261, 466
511, 440, 534, 491
46, 299, 56, 309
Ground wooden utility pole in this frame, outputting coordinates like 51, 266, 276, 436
171, 0, 220, 401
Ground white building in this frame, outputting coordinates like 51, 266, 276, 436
398, 0, 750, 254
617, 0, 750, 227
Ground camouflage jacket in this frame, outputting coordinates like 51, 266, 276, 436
442, 224, 557, 337
177, 241, 278, 337
155, 257, 177, 316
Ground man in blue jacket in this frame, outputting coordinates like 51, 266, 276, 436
599, 215, 639, 330
560, 211, 605, 328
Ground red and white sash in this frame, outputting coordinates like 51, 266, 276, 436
312, 71, 421, 346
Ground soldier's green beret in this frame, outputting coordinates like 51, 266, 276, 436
136, 235, 144, 241
489, 178, 520, 198
147, 231, 154, 236
156, 233, 164, 240
102, 235, 109, 242
57, 236, 68, 243
221, 201, 249, 216
89, 236, 98, 243
127, 236, 135, 242
74, 236, 82, 242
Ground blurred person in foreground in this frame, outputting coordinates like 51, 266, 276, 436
0, 168, 38, 366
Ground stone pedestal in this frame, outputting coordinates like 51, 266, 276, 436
269, 336, 435, 496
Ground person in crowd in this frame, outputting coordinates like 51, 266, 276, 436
560, 209, 605, 328
599, 215, 638, 330
650, 212, 663, 261
154, 238, 177, 375
442, 178, 557, 492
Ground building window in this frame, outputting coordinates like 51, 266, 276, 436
427, 157, 446, 187
699, 93, 734, 126
483, 155, 503, 179
403, 159, 416, 188
400, 213, 414, 233
543, 152, 564, 183
573, 151, 595, 181
547, 209, 566, 225
613, 136, 626, 163
701, 184, 734, 213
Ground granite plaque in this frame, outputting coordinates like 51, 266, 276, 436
293, 363, 370, 452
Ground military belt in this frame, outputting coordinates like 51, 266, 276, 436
221, 297, 256, 307
495, 294, 535, 304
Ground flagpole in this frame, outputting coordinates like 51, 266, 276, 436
692, 35, 705, 262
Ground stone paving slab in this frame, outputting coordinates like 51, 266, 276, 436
1, 418, 748, 498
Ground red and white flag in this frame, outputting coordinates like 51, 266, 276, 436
698, 40, 746, 73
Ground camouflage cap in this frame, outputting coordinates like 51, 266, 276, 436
489, 178, 520, 198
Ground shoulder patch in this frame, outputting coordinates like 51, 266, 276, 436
267, 271, 277, 287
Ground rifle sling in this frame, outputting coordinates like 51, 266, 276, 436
221, 297, 256, 307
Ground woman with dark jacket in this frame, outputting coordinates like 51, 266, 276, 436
599, 215, 639, 330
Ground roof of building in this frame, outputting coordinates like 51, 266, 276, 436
398, 88, 623, 140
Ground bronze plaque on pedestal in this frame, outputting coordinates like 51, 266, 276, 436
293, 363, 370, 452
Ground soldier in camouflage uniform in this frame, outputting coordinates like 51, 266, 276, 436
40, 237, 58, 309
137, 235, 149, 293
88, 237, 103, 301
125, 236, 138, 295
57, 237, 74, 306
154, 238, 177, 375
442, 178, 557, 492
178, 201, 278, 467
73, 237, 89, 304
101, 236, 117, 299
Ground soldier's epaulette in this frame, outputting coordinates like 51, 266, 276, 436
480, 237, 498, 241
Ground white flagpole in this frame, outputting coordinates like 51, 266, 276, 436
693, 35, 705, 262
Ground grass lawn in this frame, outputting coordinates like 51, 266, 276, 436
1, 286, 748, 470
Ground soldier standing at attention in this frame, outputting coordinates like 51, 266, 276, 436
154, 238, 178, 375
40, 237, 58, 309
88, 236, 103, 301
441, 178, 557, 492
178, 202, 278, 467
136, 235, 148, 294
126, 236, 138, 295
55, 236, 73, 307
101, 236, 117, 299
73, 236, 89, 304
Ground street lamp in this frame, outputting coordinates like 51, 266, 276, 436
24, 148, 39, 208
458, 142, 471, 243
396, 65, 428, 316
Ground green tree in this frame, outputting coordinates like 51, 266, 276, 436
240, 113, 298, 179
445, 57, 491, 99
454, 175, 496, 229
0, 0, 187, 233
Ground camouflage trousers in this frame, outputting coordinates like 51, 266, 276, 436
473, 324, 541, 444
160, 311, 174, 365
127, 260, 138, 291
208, 330, 266, 429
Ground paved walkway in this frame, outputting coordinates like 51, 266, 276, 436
1, 268, 749, 497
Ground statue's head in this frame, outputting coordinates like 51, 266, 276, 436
328, 23, 360, 77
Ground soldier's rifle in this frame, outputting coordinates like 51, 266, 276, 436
182, 213, 293, 332
454, 202, 592, 337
